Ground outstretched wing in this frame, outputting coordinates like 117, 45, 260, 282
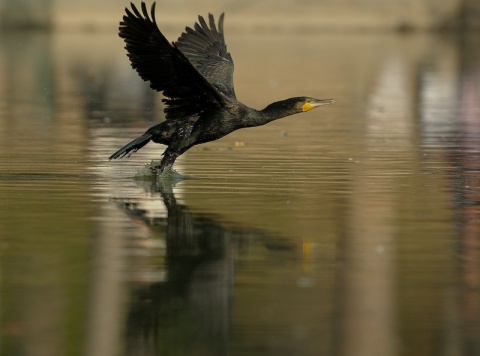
175, 13, 236, 99
119, 2, 226, 120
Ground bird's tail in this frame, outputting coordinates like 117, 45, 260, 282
109, 133, 152, 160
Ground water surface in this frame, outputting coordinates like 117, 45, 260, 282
0, 30, 479, 356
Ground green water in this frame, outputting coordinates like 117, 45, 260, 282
0, 30, 479, 356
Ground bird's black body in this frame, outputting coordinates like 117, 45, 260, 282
109, 2, 334, 173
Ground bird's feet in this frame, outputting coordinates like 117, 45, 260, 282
147, 160, 163, 176
134, 160, 187, 182
149, 165, 158, 176
149, 160, 174, 176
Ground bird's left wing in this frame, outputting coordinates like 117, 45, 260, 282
119, 2, 226, 119
175, 13, 236, 99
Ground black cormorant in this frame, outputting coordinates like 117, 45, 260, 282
109, 2, 334, 174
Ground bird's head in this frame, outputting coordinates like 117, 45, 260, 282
299, 97, 335, 112
260, 96, 335, 123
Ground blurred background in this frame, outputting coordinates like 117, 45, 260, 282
1, 0, 480, 31
1, 1, 480, 356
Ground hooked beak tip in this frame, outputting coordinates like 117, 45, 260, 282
313, 99, 335, 107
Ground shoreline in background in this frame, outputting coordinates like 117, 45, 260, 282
1, 1, 479, 32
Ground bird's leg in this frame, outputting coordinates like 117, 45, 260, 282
154, 125, 193, 175
160, 161, 174, 173
156, 151, 179, 174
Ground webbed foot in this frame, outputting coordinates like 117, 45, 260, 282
149, 165, 158, 176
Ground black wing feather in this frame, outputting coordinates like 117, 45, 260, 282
175, 12, 236, 98
119, 2, 226, 120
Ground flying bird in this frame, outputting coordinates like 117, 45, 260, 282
109, 2, 334, 174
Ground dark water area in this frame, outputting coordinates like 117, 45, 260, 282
0, 29, 480, 356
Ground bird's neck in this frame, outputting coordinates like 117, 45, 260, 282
247, 100, 298, 126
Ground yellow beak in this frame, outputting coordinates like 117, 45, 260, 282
302, 99, 335, 112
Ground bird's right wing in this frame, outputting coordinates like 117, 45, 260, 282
175, 13, 236, 99
119, 2, 226, 120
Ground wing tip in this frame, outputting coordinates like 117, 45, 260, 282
218, 13, 225, 35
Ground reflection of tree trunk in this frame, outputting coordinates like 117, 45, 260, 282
0, 27, 67, 356
338, 57, 410, 356
339, 169, 397, 356
84, 204, 129, 356
458, 35, 480, 353
462, 0, 480, 29
1, 0, 52, 29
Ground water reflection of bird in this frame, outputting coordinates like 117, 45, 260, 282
109, 2, 334, 174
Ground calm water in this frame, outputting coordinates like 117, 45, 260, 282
0, 29, 479, 356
